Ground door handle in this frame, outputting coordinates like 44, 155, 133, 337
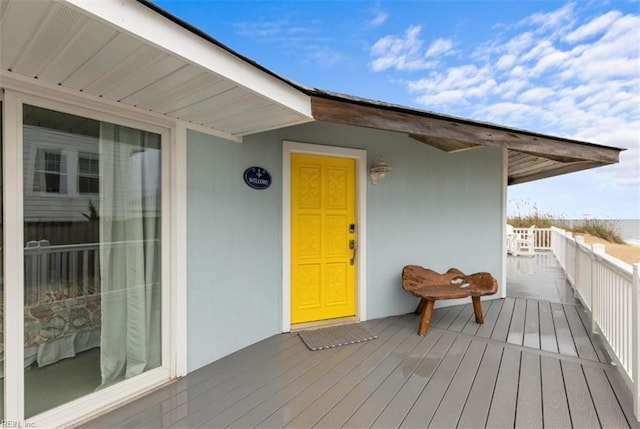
349, 239, 357, 265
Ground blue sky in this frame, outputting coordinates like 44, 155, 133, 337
155, 0, 640, 219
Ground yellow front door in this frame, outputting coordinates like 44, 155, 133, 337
290, 153, 357, 324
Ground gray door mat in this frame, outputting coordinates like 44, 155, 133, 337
298, 323, 377, 351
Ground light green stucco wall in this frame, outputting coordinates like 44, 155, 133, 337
187, 123, 504, 371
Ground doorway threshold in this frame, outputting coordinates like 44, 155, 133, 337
290, 316, 359, 332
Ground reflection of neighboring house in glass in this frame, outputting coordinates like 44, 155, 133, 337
24, 125, 100, 225
23, 124, 161, 231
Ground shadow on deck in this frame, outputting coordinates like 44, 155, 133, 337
81, 253, 639, 428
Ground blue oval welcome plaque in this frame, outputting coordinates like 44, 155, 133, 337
243, 167, 272, 190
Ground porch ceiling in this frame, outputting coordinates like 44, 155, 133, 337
310, 92, 624, 185
0, 0, 312, 140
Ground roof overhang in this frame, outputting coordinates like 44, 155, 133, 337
309, 91, 624, 185
0, 0, 624, 184
0, 0, 313, 141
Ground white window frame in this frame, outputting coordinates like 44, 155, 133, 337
31, 148, 68, 194
1, 85, 187, 427
77, 152, 100, 195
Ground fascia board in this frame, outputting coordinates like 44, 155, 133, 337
63, 0, 312, 119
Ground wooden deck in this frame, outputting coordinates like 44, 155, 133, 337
80, 254, 639, 428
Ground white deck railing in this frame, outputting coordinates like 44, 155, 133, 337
549, 226, 640, 421
24, 241, 101, 305
513, 227, 552, 250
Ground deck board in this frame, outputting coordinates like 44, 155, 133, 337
485, 348, 520, 428
539, 300, 559, 353
311, 329, 424, 428
253, 319, 405, 428
523, 299, 540, 349
400, 337, 471, 427
562, 360, 601, 427
551, 302, 578, 357
605, 366, 640, 428
369, 334, 456, 429
583, 366, 630, 428
491, 297, 515, 342
564, 303, 599, 361
434, 304, 465, 330
475, 298, 503, 338
461, 298, 495, 336
427, 340, 486, 428
81, 254, 637, 429
448, 304, 474, 333
506, 297, 526, 345
516, 353, 543, 428
226, 335, 369, 428
284, 317, 417, 428
541, 356, 572, 428
456, 343, 502, 429
340, 330, 443, 429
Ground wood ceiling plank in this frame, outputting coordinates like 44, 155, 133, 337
410, 134, 481, 153
510, 159, 561, 177
509, 154, 543, 168
311, 96, 620, 165
509, 161, 605, 185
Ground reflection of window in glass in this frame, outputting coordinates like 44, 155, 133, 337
78, 153, 99, 194
33, 149, 67, 193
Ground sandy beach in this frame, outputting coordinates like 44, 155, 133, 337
580, 233, 640, 265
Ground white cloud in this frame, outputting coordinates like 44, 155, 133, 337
234, 19, 315, 42
519, 87, 555, 103
565, 10, 622, 42
369, 26, 451, 71
307, 46, 342, 68
524, 2, 576, 35
425, 38, 454, 58
496, 54, 517, 70
370, 3, 639, 193
369, 10, 388, 26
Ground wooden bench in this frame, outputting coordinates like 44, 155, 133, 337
402, 265, 498, 336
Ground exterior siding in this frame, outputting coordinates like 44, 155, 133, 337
186, 122, 504, 372
186, 130, 283, 371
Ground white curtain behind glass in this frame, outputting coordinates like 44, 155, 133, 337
99, 123, 161, 387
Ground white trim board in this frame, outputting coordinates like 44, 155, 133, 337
282, 141, 368, 332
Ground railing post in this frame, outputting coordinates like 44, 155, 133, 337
632, 263, 639, 421
591, 244, 605, 334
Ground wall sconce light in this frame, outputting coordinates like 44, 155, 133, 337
370, 156, 391, 184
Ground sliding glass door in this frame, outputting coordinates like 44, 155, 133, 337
21, 105, 163, 417
15, 102, 164, 418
